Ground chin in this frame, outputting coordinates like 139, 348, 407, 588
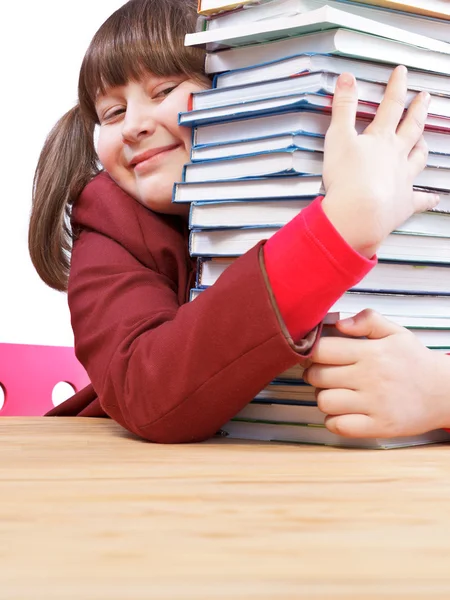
136, 174, 185, 215
139, 192, 189, 218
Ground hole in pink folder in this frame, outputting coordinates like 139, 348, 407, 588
0, 343, 90, 416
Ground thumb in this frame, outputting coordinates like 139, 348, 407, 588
335, 309, 403, 340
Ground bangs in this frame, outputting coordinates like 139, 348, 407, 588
78, 0, 205, 123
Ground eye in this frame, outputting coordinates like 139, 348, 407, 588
153, 84, 179, 99
102, 107, 126, 122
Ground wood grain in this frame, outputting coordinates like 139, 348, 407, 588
1, 417, 450, 599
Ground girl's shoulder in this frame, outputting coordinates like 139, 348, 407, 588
72, 171, 190, 273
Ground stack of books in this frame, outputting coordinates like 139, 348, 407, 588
178, 0, 450, 448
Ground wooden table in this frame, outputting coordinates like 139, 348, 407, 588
1, 418, 450, 599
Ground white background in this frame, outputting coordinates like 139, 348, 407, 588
0, 1, 125, 346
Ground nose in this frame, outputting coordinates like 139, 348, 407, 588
121, 102, 157, 144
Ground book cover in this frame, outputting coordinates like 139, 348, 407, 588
219, 419, 450, 448
185, 5, 450, 53
204, 28, 450, 76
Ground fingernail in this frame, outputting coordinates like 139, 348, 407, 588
397, 65, 407, 76
338, 73, 354, 88
422, 91, 431, 107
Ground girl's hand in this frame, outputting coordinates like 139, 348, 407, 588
303, 310, 450, 438
322, 65, 440, 259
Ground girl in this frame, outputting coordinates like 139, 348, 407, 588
29, 0, 445, 443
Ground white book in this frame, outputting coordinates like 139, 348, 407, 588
197, 257, 450, 295
193, 71, 450, 117
174, 174, 323, 202
191, 134, 450, 167
189, 198, 450, 233
180, 92, 450, 131
183, 149, 450, 192
204, 0, 450, 43
219, 419, 450, 448
189, 227, 450, 263
204, 28, 450, 75
191, 132, 326, 160
185, 5, 450, 54
193, 111, 450, 155
214, 53, 450, 96
190, 198, 312, 228
330, 291, 450, 319
412, 328, 450, 348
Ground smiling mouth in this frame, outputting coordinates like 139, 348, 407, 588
132, 144, 181, 172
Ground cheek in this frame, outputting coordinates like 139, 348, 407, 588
96, 129, 118, 171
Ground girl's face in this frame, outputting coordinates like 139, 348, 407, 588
95, 74, 210, 217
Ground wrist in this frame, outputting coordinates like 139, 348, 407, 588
321, 191, 380, 259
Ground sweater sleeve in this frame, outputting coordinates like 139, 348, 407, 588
263, 196, 376, 342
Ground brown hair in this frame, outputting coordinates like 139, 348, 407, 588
29, 0, 206, 291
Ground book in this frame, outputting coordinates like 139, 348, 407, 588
189, 226, 450, 263
202, 0, 450, 42
411, 328, 450, 349
174, 174, 323, 202
191, 135, 450, 167
185, 5, 450, 53
204, 28, 450, 75
198, 0, 263, 16
255, 382, 317, 402
183, 149, 450, 192
191, 70, 450, 117
180, 91, 450, 130
235, 401, 326, 424
219, 419, 450, 448
189, 198, 450, 230
190, 286, 450, 328
192, 110, 449, 154
191, 131, 326, 161
175, 174, 450, 204
184, 148, 323, 181
196, 257, 450, 295
330, 291, 450, 321
190, 198, 311, 227
341, 0, 450, 20
213, 52, 450, 96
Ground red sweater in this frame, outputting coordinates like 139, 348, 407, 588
47, 173, 374, 442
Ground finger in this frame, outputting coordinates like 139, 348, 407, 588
325, 413, 376, 438
310, 336, 368, 365
366, 65, 407, 133
408, 136, 428, 178
316, 388, 366, 416
305, 364, 357, 390
410, 190, 441, 214
326, 73, 358, 149
335, 309, 404, 340
397, 90, 430, 151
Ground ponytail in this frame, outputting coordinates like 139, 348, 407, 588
29, 105, 99, 291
